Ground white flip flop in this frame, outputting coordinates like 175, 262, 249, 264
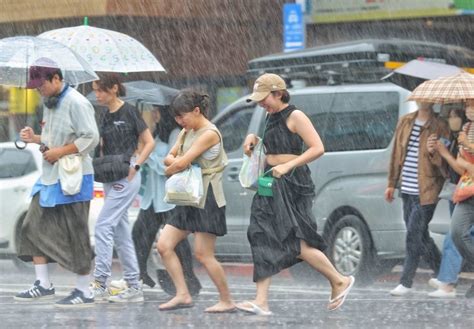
236, 301, 272, 315
328, 276, 355, 311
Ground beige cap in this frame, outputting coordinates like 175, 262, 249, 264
246, 73, 286, 102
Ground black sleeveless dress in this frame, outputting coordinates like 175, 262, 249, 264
248, 105, 327, 282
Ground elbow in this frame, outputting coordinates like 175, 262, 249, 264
148, 139, 156, 150
319, 145, 325, 157
310, 145, 324, 161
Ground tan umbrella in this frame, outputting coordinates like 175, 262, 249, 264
408, 71, 474, 104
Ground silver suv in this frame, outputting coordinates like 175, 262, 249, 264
212, 82, 420, 282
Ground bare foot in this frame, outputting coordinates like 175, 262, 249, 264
159, 295, 193, 311
328, 276, 355, 311
330, 276, 352, 301
204, 300, 236, 313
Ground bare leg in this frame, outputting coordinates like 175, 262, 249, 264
297, 240, 353, 309
193, 232, 234, 312
32, 256, 47, 264
156, 224, 192, 309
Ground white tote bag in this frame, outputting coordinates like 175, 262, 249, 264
58, 154, 83, 195
239, 139, 265, 190
164, 165, 203, 207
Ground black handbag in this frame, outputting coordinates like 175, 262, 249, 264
92, 154, 130, 183
92, 137, 131, 183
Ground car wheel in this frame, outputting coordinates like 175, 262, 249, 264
12, 214, 33, 272
327, 214, 375, 284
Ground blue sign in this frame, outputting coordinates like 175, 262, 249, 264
283, 3, 305, 52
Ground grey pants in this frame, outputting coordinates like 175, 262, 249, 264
451, 197, 474, 264
94, 173, 141, 287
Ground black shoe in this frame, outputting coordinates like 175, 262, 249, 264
14, 280, 55, 301
55, 289, 94, 308
466, 284, 474, 299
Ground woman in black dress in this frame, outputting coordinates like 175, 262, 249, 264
236, 73, 354, 314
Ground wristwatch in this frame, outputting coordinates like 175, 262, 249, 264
134, 164, 141, 171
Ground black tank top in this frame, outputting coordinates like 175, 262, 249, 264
264, 105, 303, 155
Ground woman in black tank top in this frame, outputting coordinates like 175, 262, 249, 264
236, 73, 354, 314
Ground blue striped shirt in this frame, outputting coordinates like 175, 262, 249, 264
401, 120, 424, 195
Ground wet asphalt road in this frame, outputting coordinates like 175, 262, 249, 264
0, 260, 473, 329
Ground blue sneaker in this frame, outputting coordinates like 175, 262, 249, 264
14, 280, 55, 301
55, 289, 94, 308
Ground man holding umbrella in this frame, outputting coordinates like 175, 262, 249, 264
385, 101, 449, 296
14, 58, 100, 308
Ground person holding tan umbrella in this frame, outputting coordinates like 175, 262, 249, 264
409, 72, 474, 298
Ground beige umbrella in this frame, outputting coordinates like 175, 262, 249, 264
408, 71, 474, 104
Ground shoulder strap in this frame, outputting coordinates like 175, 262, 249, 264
176, 129, 187, 156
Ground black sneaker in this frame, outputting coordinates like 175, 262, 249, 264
466, 284, 474, 299
14, 280, 55, 301
55, 289, 94, 308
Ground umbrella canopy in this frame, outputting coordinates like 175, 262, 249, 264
0, 36, 98, 87
38, 25, 165, 73
408, 71, 474, 104
87, 80, 178, 106
381, 60, 462, 91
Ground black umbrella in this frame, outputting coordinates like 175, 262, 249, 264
382, 59, 462, 91
87, 80, 178, 107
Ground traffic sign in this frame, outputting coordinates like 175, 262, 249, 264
283, 3, 305, 52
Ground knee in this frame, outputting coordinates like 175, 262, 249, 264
194, 249, 213, 265
450, 229, 465, 251
157, 239, 173, 258
405, 232, 420, 248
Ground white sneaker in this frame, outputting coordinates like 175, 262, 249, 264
428, 278, 447, 289
109, 278, 127, 296
390, 284, 412, 296
90, 281, 110, 302
108, 287, 144, 303
428, 288, 456, 298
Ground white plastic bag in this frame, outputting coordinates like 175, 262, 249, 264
239, 139, 265, 190
164, 165, 203, 206
58, 154, 83, 195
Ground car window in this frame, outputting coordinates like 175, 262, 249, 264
0, 148, 37, 178
215, 106, 255, 153
292, 91, 399, 152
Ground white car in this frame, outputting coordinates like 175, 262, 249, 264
0, 142, 141, 269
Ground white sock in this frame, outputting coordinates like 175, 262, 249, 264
34, 264, 51, 288
76, 275, 93, 298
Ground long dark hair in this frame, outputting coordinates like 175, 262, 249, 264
154, 106, 179, 143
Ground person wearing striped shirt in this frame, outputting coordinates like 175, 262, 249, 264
385, 102, 449, 296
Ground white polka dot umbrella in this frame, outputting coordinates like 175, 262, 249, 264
38, 25, 165, 73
